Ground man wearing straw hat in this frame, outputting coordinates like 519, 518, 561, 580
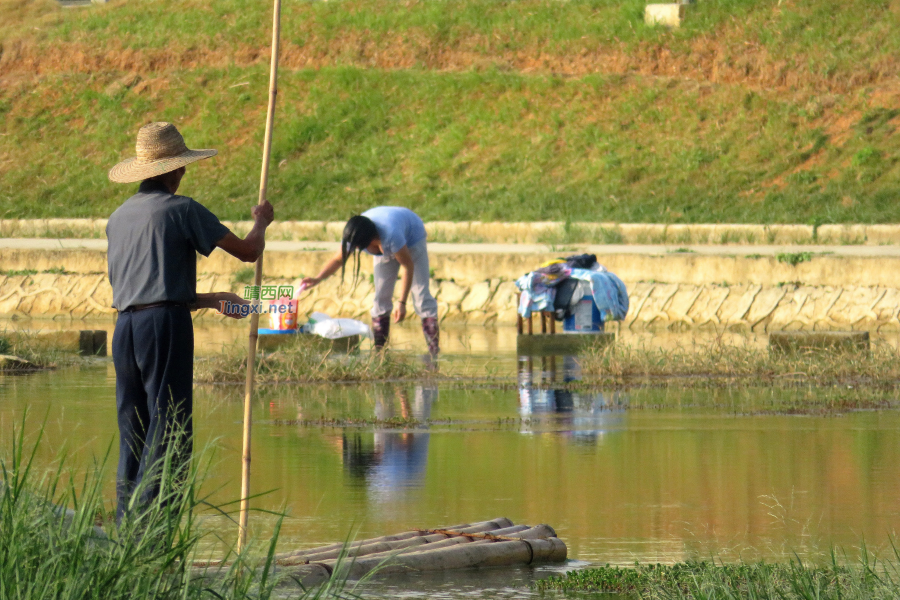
107, 122, 274, 521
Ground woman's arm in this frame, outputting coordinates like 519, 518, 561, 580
300, 250, 343, 289
393, 245, 414, 323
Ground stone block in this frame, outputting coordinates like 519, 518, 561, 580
817, 224, 867, 245
468, 222, 514, 243
488, 280, 519, 318
576, 223, 624, 244
645, 4, 685, 28
670, 224, 765, 245
716, 285, 758, 323
91, 219, 109, 237
79, 330, 107, 356
765, 225, 814, 244
437, 302, 453, 322
745, 287, 789, 329
686, 285, 730, 325
619, 223, 668, 244
663, 224, 699, 244
864, 225, 900, 246
436, 281, 468, 306
324, 222, 344, 241
461, 281, 494, 312
291, 221, 330, 241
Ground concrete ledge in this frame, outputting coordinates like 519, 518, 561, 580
517, 333, 615, 356
769, 331, 870, 353
7, 220, 900, 245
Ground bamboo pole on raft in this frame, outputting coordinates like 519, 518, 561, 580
238, 0, 282, 554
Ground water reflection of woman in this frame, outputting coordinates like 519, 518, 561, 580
341, 385, 437, 501
300, 207, 439, 356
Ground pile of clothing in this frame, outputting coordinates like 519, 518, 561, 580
515, 254, 629, 323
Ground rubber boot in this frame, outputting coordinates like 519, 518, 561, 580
422, 316, 440, 357
372, 313, 391, 349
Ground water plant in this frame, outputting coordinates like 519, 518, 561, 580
534, 553, 900, 599
0, 330, 84, 369
0, 420, 364, 599
579, 337, 900, 387
195, 338, 433, 384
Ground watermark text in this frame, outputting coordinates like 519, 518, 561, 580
217, 299, 298, 317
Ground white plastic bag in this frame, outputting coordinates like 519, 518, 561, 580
307, 311, 332, 325
310, 318, 372, 340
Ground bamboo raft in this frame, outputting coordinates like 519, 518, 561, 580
199, 518, 567, 586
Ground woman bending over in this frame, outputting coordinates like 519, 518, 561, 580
301, 207, 439, 355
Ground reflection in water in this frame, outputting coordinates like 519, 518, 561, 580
6, 362, 900, 580
518, 354, 626, 444
342, 385, 438, 505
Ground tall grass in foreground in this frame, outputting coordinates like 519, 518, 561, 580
534, 554, 900, 599
0, 423, 360, 599
579, 338, 900, 386
195, 339, 432, 384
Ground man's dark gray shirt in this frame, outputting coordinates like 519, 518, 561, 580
107, 180, 230, 310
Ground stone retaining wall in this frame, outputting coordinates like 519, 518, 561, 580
3, 219, 900, 245
4, 247, 900, 330
3, 272, 900, 331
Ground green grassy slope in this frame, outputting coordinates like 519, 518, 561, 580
1, 0, 899, 223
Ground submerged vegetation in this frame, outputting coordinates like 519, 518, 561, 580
534, 556, 900, 599
194, 337, 433, 384
579, 337, 900, 387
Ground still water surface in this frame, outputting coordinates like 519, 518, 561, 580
3, 324, 900, 596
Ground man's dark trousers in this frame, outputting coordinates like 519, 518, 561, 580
113, 305, 194, 522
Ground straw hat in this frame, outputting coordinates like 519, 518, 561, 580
108, 122, 217, 183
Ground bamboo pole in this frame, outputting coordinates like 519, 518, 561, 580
237, 0, 283, 554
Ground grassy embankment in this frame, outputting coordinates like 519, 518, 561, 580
2, 0, 900, 224
535, 557, 900, 598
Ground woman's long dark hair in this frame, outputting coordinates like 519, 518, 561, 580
341, 215, 379, 284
